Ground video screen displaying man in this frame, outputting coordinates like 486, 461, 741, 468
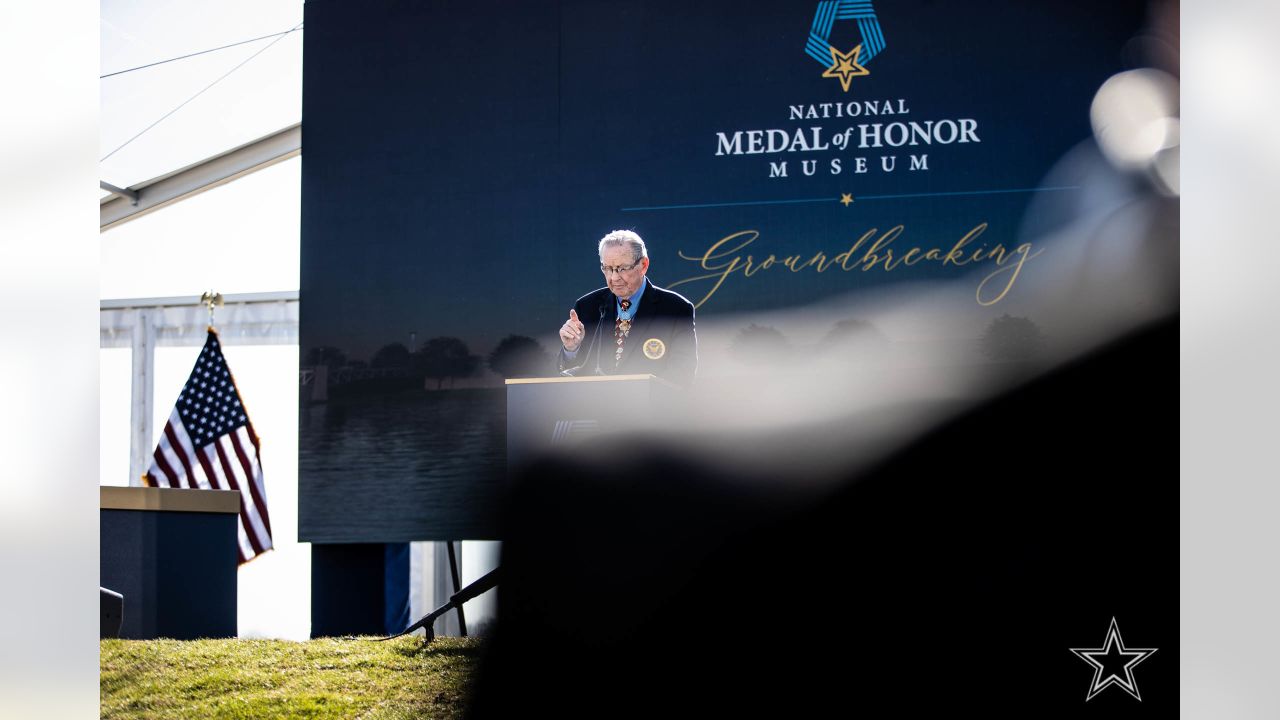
558, 230, 698, 386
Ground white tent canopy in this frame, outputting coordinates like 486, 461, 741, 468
100, 122, 300, 231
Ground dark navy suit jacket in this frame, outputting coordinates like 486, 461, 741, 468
557, 279, 697, 387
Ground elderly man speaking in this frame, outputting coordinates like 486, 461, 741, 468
558, 230, 698, 386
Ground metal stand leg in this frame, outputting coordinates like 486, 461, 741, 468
382, 567, 498, 642
446, 541, 468, 637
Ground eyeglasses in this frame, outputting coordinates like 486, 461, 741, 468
600, 262, 641, 276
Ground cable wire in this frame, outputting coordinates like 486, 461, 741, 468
100, 21, 302, 163
100, 25, 303, 79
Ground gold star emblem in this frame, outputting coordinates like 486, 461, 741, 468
821, 44, 870, 92
840, 193, 854, 207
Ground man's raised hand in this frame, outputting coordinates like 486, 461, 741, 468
559, 308, 586, 352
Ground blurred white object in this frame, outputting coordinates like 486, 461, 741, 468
1090, 69, 1180, 196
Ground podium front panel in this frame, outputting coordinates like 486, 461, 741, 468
505, 375, 676, 471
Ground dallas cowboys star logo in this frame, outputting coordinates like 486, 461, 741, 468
1070, 617, 1157, 701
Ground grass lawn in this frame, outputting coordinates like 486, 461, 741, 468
100, 636, 484, 719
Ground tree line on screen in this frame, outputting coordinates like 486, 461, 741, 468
303, 315, 1043, 394
305, 335, 553, 393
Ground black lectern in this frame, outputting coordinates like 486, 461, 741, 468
388, 373, 678, 640
505, 374, 680, 470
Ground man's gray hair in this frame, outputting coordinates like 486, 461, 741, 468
598, 230, 648, 264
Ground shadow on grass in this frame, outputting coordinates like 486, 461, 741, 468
383, 638, 486, 660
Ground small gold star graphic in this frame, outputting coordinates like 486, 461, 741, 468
840, 193, 854, 206
822, 44, 870, 92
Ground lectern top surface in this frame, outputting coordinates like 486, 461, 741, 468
100, 486, 241, 514
505, 374, 657, 386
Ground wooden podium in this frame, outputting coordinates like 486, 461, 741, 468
100, 486, 241, 639
505, 374, 679, 470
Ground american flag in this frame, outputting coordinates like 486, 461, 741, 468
143, 330, 273, 564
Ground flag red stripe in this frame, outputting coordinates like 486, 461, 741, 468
169, 419, 210, 488
195, 445, 224, 491
151, 444, 179, 488
164, 423, 199, 488
200, 443, 261, 561
240, 498, 266, 558
215, 439, 266, 557
230, 430, 273, 538
212, 438, 240, 493
245, 420, 262, 453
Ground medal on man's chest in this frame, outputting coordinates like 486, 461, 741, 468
613, 298, 634, 368
614, 318, 631, 367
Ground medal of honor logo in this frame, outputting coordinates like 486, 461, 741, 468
643, 338, 666, 360
805, 0, 887, 92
